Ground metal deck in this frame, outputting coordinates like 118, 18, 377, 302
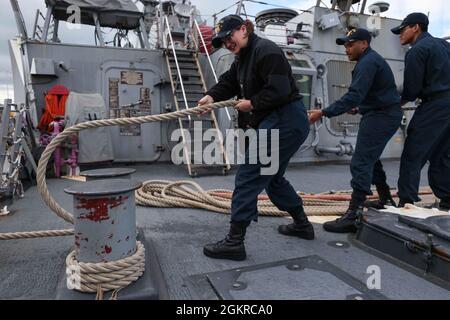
1, 160, 449, 300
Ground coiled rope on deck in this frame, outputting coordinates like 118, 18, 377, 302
136, 180, 350, 216
135, 180, 436, 217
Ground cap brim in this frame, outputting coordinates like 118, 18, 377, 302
391, 24, 406, 35
336, 37, 359, 45
336, 37, 348, 45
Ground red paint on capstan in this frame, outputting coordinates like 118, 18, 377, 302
76, 196, 128, 223
104, 245, 112, 254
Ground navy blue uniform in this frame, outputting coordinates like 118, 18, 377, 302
206, 33, 309, 223
398, 32, 450, 203
322, 47, 402, 196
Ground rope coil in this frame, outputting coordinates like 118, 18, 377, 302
135, 180, 436, 217
66, 241, 145, 293
135, 180, 351, 216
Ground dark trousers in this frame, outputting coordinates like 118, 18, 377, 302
350, 106, 402, 196
398, 98, 450, 202
231, 100, 310, 222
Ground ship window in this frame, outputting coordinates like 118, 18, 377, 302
293, 74, 312, 108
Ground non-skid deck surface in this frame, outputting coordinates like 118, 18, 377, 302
1, 160, 448, 299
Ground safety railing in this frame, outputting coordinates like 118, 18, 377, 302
164, 15, 190, 114
190, 20, 231, 121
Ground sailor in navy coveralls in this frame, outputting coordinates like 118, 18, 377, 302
309, 28, 402, 233
391, 13, 450, 211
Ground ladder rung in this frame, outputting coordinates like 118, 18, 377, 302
176, 89, 205, 94
181, 81, 204, 85
169, 57, 196, 63
170, 64, 198, 70
168, 49, 195, 56
176, 93, 204, 99
172, 70, 201, 77
173, 76, 201, 80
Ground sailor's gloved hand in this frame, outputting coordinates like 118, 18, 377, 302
235, 99, 253, 113
308, 110, 323, 124
197, 95, 214, 115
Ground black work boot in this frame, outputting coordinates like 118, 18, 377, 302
203, 221, 250, 261
439, 198, 450, 211
278, 206, 315, 240
323, 192, 365, 234
364, 184, 396, 209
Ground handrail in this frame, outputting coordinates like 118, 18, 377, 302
9, 0, 28, 39
164, 16, 190, 114
192, 20, 231, 121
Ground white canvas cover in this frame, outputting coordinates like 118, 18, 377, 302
65, 92, 114, 164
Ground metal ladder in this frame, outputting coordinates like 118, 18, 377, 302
32, 8, 56, 42
164, 17, 231, 177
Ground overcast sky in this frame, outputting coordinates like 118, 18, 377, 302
1, 0, 449, 102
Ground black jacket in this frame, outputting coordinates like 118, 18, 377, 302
402, 32, 450, 102
205, 33, 301, 128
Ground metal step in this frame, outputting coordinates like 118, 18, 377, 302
176, 93, 204, 101
176, 89, 205, 95
172, 74, 201, 80
180, 80, 204, 86
168, 49, 196, 57
170, 63, 198, 70
169, 57, 196, 64
172, 69, 201, 77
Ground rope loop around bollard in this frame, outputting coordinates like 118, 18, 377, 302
31, 101, 236, 294
36, 100, 238, 225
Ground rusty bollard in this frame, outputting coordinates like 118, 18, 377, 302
80, 168, 136, 181
64, 179, 142, 263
